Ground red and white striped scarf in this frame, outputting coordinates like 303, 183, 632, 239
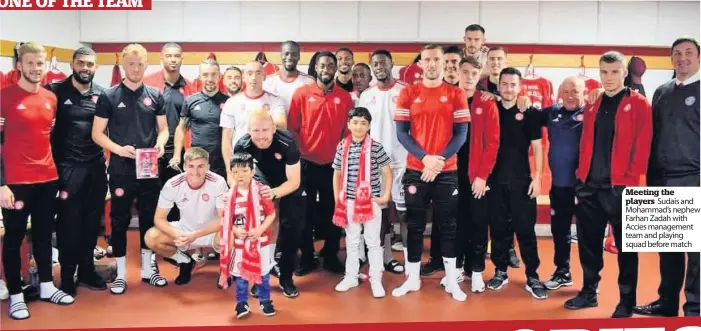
332, 135, 374, 228
218, 181, 264, 288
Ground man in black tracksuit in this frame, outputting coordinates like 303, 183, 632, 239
47, 47, 108, 296
634, 37, 700, 318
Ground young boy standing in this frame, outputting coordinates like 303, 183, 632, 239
218, 153, 277, 319
332, 107, 393, 298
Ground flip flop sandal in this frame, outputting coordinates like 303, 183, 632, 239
384, 260, 404, 274
9, 301, 30, 320
40, 290, 74, 305
109, 279, 127, 295
142, 273, 168, 287
207, 252, 220, 260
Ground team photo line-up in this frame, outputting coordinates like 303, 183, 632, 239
0, 23, 699, 322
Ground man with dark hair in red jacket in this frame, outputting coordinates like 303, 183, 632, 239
564, 51, 652, 318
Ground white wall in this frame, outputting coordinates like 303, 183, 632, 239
0, 11, 83, 49
78, 1, 700, 46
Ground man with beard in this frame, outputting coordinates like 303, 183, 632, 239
222, 66, 243, 96
421, 44, 463, 278
350, 63, 372, 105
234, 110, 304, 298
357, 49, 408, 275
144, 43, 193, 223
262, 41, 315, 108
486, 67, 546, 299
289, 51, 354, 276
634, 37, 699, 318
1, 42, 75, 320
221, 61, 287, 184
462, 24, 490, 78
92, 43, 170, 295
565, 51, 652, 318
45, 46, 108, 297
335, 48, 355, 92
392, 44, 469, 302
174, 59, 230, 179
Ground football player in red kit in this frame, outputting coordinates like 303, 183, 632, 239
392, 44, 469, 302
1, 42, 75, 320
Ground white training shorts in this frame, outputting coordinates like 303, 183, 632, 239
169, 221, 220, 252
380, 166, 406, 211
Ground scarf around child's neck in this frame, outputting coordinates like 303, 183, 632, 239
218, 180, 264, 289
332, 135, 374, 228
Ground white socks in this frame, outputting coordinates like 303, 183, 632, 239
170, 250, 192, 264
9, 293, 29, 319
141, 249, 154, 278
116, 256, 127, 279
442, 257, 467, 302
402, 248, 409, 276
40, 281, 75, 304
391, 261, 421, 297
471, 271, 486, 293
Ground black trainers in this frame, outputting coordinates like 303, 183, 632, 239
235, 302, 250, 319
294, 259, 318, 277
216, 275, 232, 289
487, 270, 509, 290
611, 303, 633, 318
564, 291, 598, 310
269, 265, 280, 278
260, 300, 276, 316
250, 284, 259, 298
175, 256, 195, 285
77, 270, 108, 291
420, 258, 444, 276
526, 278, 548, 299
508, 249, 521, 268
544, 270, 573, 290
279, 280, 299, 298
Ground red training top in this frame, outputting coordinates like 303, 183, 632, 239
1, 84, 59, 185
394, 82, 470, 172
288, 83, 353, 165
468, 90, 500, 182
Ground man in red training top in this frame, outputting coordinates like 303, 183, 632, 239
565, 51, 652, 318
392, 44, 470, 302
288, 51, 354, 276
1, 42, 75, 321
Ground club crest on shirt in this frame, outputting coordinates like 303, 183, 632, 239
59, 191, 69, 200
274, 153, 282, 160
623, 104, 631, 112
202, 193, 210, 202
475, 107, 482, 115
440, 96, 448, 103
262, 104, 270, 110
45, 102, 53, 110
334, 97, 341, 105
143, 97, 153, 107
219, 103, 225, 109
14, 201, 24, 210
115, 188, 124, 197
92, 95, 99, 104
515, 113, 524, 121
686, 96, 696, 106
576, 114, 584, 122
392, 96, 398, 104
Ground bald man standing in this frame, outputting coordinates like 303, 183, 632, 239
536, 77, 586, 291
221, 61, 287, 183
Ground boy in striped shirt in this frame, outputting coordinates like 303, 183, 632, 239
332, 107, 393, 298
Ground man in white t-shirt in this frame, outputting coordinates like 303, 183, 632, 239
145, 147, 229, 285
357, 49, 408, 274
220, 61, 287, 183
262, 40, 315, 108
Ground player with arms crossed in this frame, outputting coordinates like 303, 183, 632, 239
144, 147, 228, 285
392, 44, 470, 302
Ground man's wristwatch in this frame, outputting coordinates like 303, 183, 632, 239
271, 188, 278, 200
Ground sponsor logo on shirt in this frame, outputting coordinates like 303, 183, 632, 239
64, 99, 73, 105
413, 98, 421, 104
17, 103, 26, 110
118, 102, 126, 108
194, 105, 202, 111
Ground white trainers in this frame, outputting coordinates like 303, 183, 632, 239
471, 271, 486, 293
0, 280, 9, 300
370, 280, 385, 298
334, 277, 359, 292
